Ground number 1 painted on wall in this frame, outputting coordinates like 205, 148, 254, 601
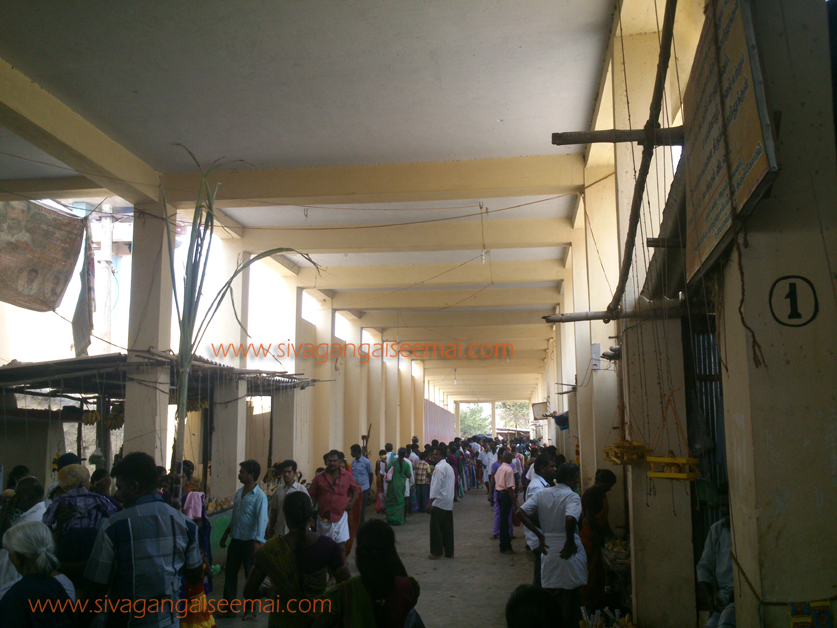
784, 282, 802, 319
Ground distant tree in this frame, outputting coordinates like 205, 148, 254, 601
497, 402, 531, 429
459, 404, 490, 437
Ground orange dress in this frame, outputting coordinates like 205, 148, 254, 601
180, 565, 215, 628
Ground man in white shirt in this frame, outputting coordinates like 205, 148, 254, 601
477, 441, 495, 495
427, 444, 455, 559
266, 460, 308, 539
408, 444, 421, 465
0, 477, 47, 599
697, 488, 734, 628
524, 454, 556, 586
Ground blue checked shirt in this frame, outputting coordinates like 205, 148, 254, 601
84, 494, 202, 627
228, 485, 268, 543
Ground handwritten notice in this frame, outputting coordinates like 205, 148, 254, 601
683, 0, 778, 280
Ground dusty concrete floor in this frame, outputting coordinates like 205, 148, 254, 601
212, 487, 533, 627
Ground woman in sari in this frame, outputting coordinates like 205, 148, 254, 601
385, 448, 411, 526
313, 520, 421, 628
579, 468, 617, 608
243, 492, 351, 626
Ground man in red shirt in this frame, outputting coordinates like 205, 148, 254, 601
308, 449, 361, 557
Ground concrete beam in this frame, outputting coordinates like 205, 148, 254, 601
360, 309, 556, 329
425, 373, 539, 382
334, 286, 560, 311
389, 338, 547, 352
260, 254, 300, 278
0, 57, 160, 205
162, 154, 585, 208
240, 217, 573, 255
381, 325, 553, 342
424, 365, 544, 375
299, 259, 564, 290
421, 359, 545, 370
0, 176, 109, 201
435, 389, 536, 399
401, 349, 545, 361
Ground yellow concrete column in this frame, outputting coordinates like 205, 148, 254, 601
364, 329, 385, 455
303, 289, 337, 461
454, 401, 460, 438
383, 343, 400, 447
491, 402, 496, 438
124, 200, 172, 464
341, 314, 363, 454
398, 356, 413, 448
614, 29, 694, 627
211, 378, 247, 499
584, 171, 625, 530
412, 361, 425, 445
569, 224, 596, 490
717, 3, 837, 625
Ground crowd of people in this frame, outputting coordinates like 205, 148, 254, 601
0, 434, 729, 628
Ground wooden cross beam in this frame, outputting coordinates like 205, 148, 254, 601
551, 125, 684, 148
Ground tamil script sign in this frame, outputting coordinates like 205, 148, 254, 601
683, 0, 779, 280
0, 200, 85, 312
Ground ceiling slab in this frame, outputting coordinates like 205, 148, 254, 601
0, 1, 615, 172
0, 58, 160, 205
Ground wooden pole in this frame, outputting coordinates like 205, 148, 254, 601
606, 0, 680, 317
551, 125, 684, 148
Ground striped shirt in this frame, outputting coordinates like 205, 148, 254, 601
84, 493, 202, 627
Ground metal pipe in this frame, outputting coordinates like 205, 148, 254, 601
543, 302, 682, 324
552, 125, 684, 147
606, 0, 679, 318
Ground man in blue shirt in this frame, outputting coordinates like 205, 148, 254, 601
218, 459, 267, 618
349, 444, 374, 526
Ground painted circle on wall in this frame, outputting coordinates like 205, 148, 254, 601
768, 275, 818, 327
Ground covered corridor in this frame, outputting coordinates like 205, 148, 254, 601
0, 1, 835, 627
